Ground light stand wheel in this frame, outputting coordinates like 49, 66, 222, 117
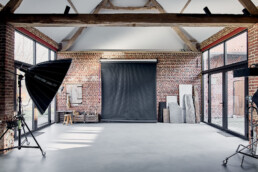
222, 159, 228, 166
42, 151, 46, 157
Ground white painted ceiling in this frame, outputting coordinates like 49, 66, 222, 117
1, 0, 257, 51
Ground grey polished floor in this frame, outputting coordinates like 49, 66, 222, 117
0, 123, 258, 172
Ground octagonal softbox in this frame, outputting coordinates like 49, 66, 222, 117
24, 59, 72, 114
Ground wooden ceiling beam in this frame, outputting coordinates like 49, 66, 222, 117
151, 0, 198, 51
3, 13, 257, 27
0, 0, 23, 13
238, 0, 258, 15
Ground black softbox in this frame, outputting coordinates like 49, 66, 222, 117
24, 59, 72, 114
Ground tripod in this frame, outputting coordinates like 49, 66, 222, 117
222, 94, 258, 166
0, 74, 46, 156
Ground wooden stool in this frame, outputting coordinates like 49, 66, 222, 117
63, 114, 73, 125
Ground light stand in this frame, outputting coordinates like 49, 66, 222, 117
0, 74, 45, 156
0, 58, 72, 156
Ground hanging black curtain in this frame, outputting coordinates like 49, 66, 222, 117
101, 60, 157, 122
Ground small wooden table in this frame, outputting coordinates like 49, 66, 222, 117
63, 114, 73, 125
57, 111, 73, 123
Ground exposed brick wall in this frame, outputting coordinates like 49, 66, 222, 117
248, 24, 258, 96
248, 24, 258, 140
0, 23, 15, 153
57, 51, 202, 119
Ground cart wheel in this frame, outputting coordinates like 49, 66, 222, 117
26, 141, 30, 146
222, 159, 228, 166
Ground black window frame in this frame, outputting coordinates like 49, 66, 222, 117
14, 30, 57, 137
201, 30, 249, 140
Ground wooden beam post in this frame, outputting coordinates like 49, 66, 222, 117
61, 0, 109, 51
0, 0, 23, 13
67, 0, 78, 13
102, 0, 157, 10
238, 0, 258, 15
180, 0, 191, 13
151, 0, 198, 51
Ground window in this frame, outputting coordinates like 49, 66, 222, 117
14, 30, 57, 134
203, 74, 208, 122
210, 73, 223, 127
50, 50, 55, 61
15, 32, 33, 65
202, 30, 248, 138
36, 43, 49, 64
226, 32, 247, 65
202, 51, 208, 71
210, 43, 224, 69
227, 71, 245, 135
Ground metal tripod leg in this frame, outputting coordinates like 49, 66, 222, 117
21, 123, 30, 146
22, 119, 46, 156
241, 155, 245, 167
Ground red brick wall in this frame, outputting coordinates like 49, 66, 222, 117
248, 24, 258, 97
0, 23, 15, 153
57, 51, 202, 118
248, 24, 258, 137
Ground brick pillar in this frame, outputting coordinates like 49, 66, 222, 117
248, 23, 258, 142
0, 23, 15, 153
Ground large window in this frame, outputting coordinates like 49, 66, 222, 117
203, 74, 208, 122
14, 30, 57, 133
226, 32, 247, 65
202, 31, 248, 138
227, 71, 245, 135
210, 73, 223, 127
210, 43, 224, 69
15, 32, 33, 65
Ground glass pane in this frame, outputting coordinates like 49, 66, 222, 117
211, 73, 223, 126
202, 51, 208, 71
227, 71, 245, 135
226, 32, 247, 65
37, 108, 49, 126
51, 97, 56, 123
16, 69, 33, 132
14, 32, 33, 65
50, 51, 55, 61
210, 43, 224, 69
203, 74, 208, 122
36, 43, 49, 64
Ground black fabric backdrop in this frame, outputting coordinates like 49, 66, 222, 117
101, 62, 157, 122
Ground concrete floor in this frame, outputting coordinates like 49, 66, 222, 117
0, 123, 258, 172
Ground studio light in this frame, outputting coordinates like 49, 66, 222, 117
242, 8, 251, 16
234, 64, 258, 77
64, 5, 70, 15
203, 7, 212, 16
0, 59, 72, 156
